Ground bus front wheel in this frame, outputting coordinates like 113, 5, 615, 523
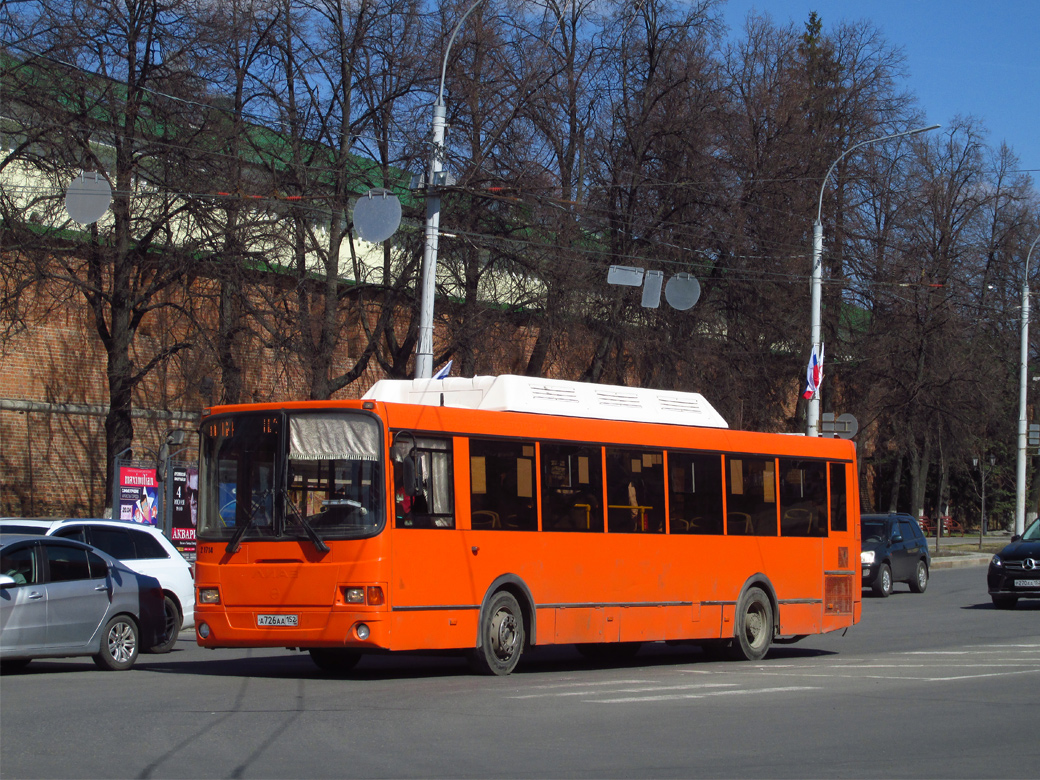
469, 591, 524, 676
733, 587, 773, 661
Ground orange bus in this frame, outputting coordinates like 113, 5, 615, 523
193, 375, 860, 675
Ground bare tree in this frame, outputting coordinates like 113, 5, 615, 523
2, 0, 213, 507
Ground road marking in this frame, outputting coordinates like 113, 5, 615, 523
520, 679, 654, 690
511, 682, 737, 699
590, 685, 819, 704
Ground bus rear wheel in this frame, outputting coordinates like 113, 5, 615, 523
309, 648, 361, 674
469, 591, 524, 676
733, 587, 773, 661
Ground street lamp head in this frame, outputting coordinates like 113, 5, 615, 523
908, 123, 942, 136
815, 123, 941, 223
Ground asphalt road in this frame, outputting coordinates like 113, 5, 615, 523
1, 564, 1037, 779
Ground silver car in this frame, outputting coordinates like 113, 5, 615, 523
0, 518, 195, 653
0, 534, 166, 671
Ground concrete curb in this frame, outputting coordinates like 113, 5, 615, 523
931, 554, 991, 570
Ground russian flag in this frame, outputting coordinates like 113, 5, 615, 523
802, 345, 824, 400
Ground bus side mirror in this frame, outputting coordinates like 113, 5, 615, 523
401, 456, 416, 498
392, 431, 417, 497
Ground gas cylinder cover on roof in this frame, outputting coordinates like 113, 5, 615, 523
362, 375, 728, 429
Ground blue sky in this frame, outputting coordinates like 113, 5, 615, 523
720, 0, 1040, 178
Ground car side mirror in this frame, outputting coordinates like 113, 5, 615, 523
891, 533, 903, 543
0, 574, 16, 588
1011, 534, 1022, 543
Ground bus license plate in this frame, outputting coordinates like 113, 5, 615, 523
257, 614, 298, 627
1014, 579, 1040, 588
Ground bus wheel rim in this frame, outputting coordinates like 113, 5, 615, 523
745, 603, 767, 649
490, 609, 518, 661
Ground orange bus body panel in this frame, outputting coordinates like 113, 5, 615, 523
194, 397, 860, 656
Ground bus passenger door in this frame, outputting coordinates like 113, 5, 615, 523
389, 434, 480, 651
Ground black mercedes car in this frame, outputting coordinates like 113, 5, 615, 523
987, 518, 1040, 609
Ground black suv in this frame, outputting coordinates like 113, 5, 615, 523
987, 518, 1040, 609
861, 513, 930, 597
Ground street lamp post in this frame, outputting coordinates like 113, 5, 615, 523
974, 454, 995, 547
807, 124, 940, 436
415, 0, 488, 379
1015, 233, 1040, 535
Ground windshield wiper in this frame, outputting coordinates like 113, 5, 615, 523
284, 493, 330, 554
225, 488, 273, 555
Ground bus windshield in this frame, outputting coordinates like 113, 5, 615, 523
197, 411, 384, 542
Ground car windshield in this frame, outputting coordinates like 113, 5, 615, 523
862, 520, 887, 543
197, 411, 384, 542
1022, 519, 1040, 542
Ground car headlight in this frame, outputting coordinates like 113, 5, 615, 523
861, 550, 875, 565
990, 555, 1002, 567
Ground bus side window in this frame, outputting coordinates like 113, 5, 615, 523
605, 448, 665, 534
667, 452, 724, 535
470, 439, 537, 531
541, 443, 603, 532
726, 456, 777, 536
778, 459, 828, 537
829, 462, 848, 532
394, 436, 455, 529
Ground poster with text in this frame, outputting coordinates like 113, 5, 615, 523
119, 466, 158, 526
170, 465, 197, 556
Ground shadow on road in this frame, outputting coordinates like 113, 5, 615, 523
2, 639, 840, 680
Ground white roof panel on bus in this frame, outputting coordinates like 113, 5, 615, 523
362, 375, 728, 429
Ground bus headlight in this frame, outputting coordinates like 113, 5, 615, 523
356, 623, 370, 640
342, 586, 385, 605
198, 587, 221, 604
860, 550, 875, 565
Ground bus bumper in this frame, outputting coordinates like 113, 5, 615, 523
194, 607, 388, 649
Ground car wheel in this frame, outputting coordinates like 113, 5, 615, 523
909, 560, 929, 593
872, 563, 892, 597
991, 594, 1018, 610
468, 590, 524, 675
93, 615, 140, 671
147, 596, 182, 654
308, 648, 361, 674
732, 587, 773, 661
